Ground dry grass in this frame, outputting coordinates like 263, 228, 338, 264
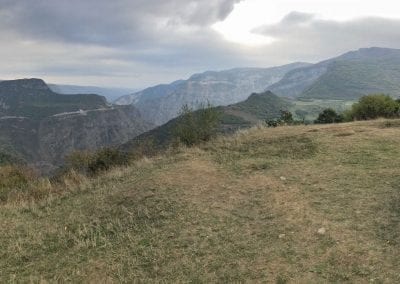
1, 119, 399, 282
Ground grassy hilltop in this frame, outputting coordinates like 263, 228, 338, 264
1, 119, 400, 282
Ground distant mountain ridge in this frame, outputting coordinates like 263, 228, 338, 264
115, 47, 400, 126
115, 62, 310, 125
0, 79, 153, 171
49, 84, 139, 102
270, 47, 400, 99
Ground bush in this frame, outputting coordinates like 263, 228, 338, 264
314, 108, 343, 124
346, 94, 400, 120
280, 110, 294, 124
65, 147, 129, 175
0, 165, 37, 202
266, 119, 279, 127
173, 102, 220, 146
0, 165, 33, 188
266, 110, 297, 127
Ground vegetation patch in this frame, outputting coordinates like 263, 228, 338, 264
382, 119, 400, 128
203, 129, 318, 173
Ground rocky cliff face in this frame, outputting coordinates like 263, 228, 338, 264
48, 83, 138, 102
0, 79, 153, 172
115, 63, 310, 125
37, 106, 152, 166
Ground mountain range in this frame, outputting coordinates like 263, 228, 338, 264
270, 47, 400, 99
115, 47, 400, 126
48, 84, 139, 102
115, 62, 309, 125
2, 47, 400, 171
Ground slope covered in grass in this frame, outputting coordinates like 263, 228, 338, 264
1, 120, 400, 282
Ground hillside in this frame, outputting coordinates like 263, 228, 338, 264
270, 47, 400, 99
301, 58, 400, 99
1, 119, 399, 282
225, 90, 293, 120
0, 79, 153, 170
122, 91, 292, 150
115, 62, 310, 125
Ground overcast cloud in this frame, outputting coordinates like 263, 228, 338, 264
1, 0, 400, 88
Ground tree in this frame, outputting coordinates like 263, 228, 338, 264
174, 102, 220, 146
279, 110, 293, 124
314, 108, 343, 124
347, 94, 399, 120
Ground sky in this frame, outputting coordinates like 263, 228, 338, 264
1, 0, 400, 88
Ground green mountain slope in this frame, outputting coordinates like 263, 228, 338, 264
301, 58, 400, 99
226, 90, 293, 120
270, 47, 400, 99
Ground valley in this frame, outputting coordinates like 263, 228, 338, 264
0, 79, 153, 172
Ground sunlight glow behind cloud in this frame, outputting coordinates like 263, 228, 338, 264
213, 0, 400, 46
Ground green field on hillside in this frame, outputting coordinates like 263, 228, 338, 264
1, 119, 399, 282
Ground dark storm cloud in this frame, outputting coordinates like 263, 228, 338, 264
0, 0, 242, 46
0, 0, 245, 86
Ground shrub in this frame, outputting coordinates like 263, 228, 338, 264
280, 110, 294, 124
173, 102, 220, 146
314, 108, 343, 124
266, 110, 297, 127
266, 119, 279, 127
346, 94, 400, 120
0, 165, 37, 202
88, 147, 129, 174
65, 147, 129, 175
